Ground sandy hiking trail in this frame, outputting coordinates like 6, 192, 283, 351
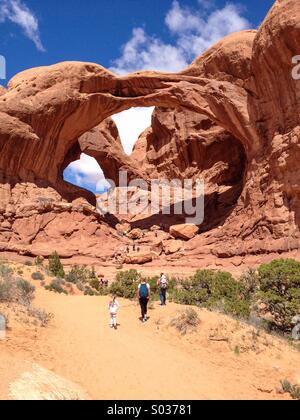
1, 279, 299, 400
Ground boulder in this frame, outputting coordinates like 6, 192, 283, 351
150, 225, 161, 232
163, 240, 184, 255
124, 252, 154, 265
150, 240, 163, 256
170, 224, 199, 241
116, 222, 131, 235
127, 228, 144, 240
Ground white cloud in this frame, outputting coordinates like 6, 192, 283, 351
110, 27, 187, 74
165, 1, 250, 61
0, 0, 44, 51
64, 154, 110, 193
165, 0, 203, 34
112, 107, 154, 155
111, 1, 251, 74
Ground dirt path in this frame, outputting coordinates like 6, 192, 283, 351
1, 283, 299, 400
34, 290, 226, 400
17, 288, 295, 400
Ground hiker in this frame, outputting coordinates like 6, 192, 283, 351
157, 273, 168, 306
138, 279, 151, 323
103, 278, 109, 288
108, 296, 120, 329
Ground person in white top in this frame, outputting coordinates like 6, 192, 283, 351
108, 296, 120, 329
157, 273, 168, 306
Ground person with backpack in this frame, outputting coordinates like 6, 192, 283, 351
157, 273, 168, 306
138, 280, 151, 323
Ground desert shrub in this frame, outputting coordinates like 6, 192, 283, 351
66, 265, 98, 285
89, 267, 98, 281
115, 269, 140, 284
0, 261, 13, 278
45, 278, 67, 295
84, 286, 99, 296
171, 288, 202, 306
0, 277, 35, 306
172, 269, 251, 318
170, 308, 200, 335
48, 252, 65, 278
24, 260, 33, 267
99, 287, 111, 296
144, 276, 160, 300
31, 272, 44, 281
66, 265, 88, 284
76, 282, 85, 292
175, 270, 217, 306
168, 277, 177, 291
0, 277, 15, 302
239, 268, 259, 299
110, 270, 141, 299
257, 259, 300, 332
16, 279, 35, 305
89, 278, 100, 291
222, 298, 252, 319
88, 278, 110, 296
35, 256, 44, 267
281, 380, 300, 400
27, 307, 54, 327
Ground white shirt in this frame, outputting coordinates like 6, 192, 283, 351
109, 300, 120, 315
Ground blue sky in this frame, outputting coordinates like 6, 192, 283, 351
0, 0, 275, 193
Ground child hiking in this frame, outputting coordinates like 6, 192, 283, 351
138, 280, 150, 323
108, 296, 120, 329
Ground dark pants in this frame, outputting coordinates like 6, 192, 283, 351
139, 297, 149, 319
160, 289, 167, 305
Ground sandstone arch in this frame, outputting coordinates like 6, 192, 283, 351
0, 29, 258, 194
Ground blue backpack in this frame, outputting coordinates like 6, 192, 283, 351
139, 283, 149, 298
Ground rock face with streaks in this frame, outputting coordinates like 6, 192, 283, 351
131, 107, 247, 234
0, 0, 300, 261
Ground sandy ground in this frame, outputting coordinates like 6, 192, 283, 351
1, 264, 300, 400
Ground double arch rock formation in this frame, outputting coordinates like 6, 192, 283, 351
0, 0, 300, 259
